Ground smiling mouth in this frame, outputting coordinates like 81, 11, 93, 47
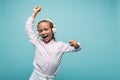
42, 34, 50, 43
42, 34, 48, 39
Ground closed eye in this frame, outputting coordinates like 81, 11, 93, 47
37, 29, 42, 33
44, 28, 49, 31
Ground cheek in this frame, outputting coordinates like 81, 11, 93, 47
38, 33, 42, 35
48, 29, 53, 34
48, 31, 53, 37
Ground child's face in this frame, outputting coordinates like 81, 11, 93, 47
37, 22, 53, 43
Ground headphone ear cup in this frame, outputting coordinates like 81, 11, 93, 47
52, 27, 56, 33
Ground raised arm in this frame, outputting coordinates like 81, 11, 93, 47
32, 6, 41, 18
25, 6, 41, 45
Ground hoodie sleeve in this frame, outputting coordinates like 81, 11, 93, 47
60, 42, 81, 53
25, 17, 38, 46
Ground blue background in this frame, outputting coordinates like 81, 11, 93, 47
0, 0, 120, 80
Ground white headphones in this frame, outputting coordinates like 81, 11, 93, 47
52, 27, 56, 33
45, 19, 56, 33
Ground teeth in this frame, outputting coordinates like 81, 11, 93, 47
44, 34, 47, 36
42, 34, 48, 38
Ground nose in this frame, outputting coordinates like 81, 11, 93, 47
39, 30, 46, 35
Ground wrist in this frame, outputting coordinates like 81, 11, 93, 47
74, 42, 80, 49
32, 11, 38, 18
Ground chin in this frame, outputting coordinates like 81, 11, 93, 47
43, 39, 50, 43
42, 37, 53, 43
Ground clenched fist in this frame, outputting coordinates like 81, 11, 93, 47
33, 6, 41, 13
69, 40, 80, 49
32, 6, 41, 18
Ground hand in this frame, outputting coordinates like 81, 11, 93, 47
69, 40, 77, 46
33, 6, 41, 13
32, 6, 41, 18
69, 40, 80, 49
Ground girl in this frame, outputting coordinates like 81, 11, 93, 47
25, 6, 81, 80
